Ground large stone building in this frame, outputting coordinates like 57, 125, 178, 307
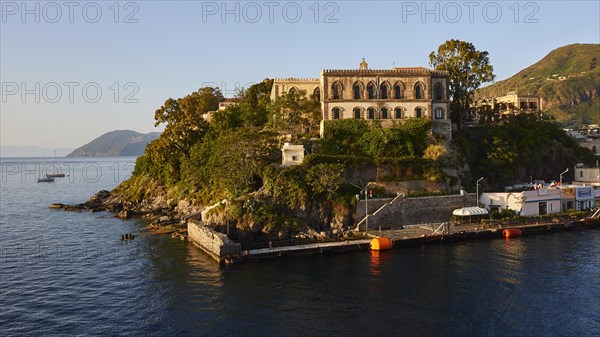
271, 59, 451, 138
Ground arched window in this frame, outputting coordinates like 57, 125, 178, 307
394, 84, 404, 99
288, 87, 298, 95
332, 108, 340, 119
434, 83, 444, 101
381, 108, 388, 119
332, 82, 342, 100
394, 107, 402, 119
415, 107, 423, 118
313, 87, 320, 101
353, 82, 362, 99
367, 82, 376, 99
414, 82, 424, 99
367, 108, 375, 119
434, 108, 444, 119
380, 82, 389, 99
353, 108, 361, 119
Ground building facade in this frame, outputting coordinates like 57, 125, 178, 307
561, 185, 596, 211
474, 92, 542, 118
271, 59, 451, 138
270, 78, 320, 102
480, 188, 562, 216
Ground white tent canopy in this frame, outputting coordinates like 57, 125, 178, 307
452, 206, 489, 216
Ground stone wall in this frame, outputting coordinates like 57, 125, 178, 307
432, 119, 452, 140
355, 193, 476, 229
187, 219, 241, 262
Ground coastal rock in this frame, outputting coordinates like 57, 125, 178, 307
105, 203, 124, 212
117, 210, 131, 219
87, 190, 110, 204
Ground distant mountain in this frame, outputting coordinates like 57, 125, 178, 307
477, 43, 600, 128
0, 146, 73, 158
67, 130, 160, 157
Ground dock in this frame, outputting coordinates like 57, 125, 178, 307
238, 218, 600, 261
188, 217, 600, 263
244, 239, 372, 259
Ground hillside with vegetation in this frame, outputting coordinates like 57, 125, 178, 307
83, 81, 594, 241
452, 114, 596, 189
102, 81, 447, 240
476, 43, 600, 127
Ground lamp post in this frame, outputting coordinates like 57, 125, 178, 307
476, 177, 484, 207
560, 168, 569, 187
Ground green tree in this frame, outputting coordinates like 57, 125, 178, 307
429, 39, 495, 128
186, 128, 278, 200
153, 87, 223, 156
306, 163, 345, 199
269, 89, 321, 138
236, 78, 273, 127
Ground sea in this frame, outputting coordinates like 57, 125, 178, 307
1, 157, 599, 337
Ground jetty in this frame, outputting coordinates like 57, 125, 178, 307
187, 215, 600, 263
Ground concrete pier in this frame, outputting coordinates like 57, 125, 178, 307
188, 217, 600, 263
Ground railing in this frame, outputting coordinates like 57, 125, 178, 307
239, 237, 349, 251
354, 193, 404, 231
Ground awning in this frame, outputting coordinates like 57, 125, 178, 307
452, 206, 489, 216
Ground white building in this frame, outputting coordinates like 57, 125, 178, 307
573, 164, 600, 186
281, 143, 304, 166
480, 188, 562, 216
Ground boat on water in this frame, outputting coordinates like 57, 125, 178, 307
46, 151, 65, 178
37, 176, 55, 183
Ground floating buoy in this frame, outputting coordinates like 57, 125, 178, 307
502, 228, 522, 238
370, 237, 393, 251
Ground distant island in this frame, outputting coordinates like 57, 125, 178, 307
67, 130, 160, 157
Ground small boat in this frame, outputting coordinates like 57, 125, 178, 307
37, 177, 55, 183
46, 151, 65, 178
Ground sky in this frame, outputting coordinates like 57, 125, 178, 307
1, 0, 599, 150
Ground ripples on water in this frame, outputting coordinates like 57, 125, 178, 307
1, 158, 599, 336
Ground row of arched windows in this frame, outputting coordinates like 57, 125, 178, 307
286, 82, 445, 102
330, 107, 444, 120
288, 87, 320, 101
330, 81, 445, 100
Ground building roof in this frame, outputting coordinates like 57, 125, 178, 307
452, 207, 489, 216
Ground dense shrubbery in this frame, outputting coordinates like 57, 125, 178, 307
320, 118, 432, 158
117, 82, 443, 236
453, 114, 595, 187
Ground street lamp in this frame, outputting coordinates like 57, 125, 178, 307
476, 177, 484, 207
560, 168, 569, 187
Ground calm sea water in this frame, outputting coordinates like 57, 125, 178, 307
1, 157, 599, 337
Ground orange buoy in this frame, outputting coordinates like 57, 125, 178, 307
502, 228, 522, 238
370, 237, 393, 251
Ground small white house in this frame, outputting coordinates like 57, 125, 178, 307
281, 143, 304, 166
480, 188, 562, 216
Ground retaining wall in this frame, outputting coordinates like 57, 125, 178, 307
356, 193, 476, 229
187, 219, 241, 262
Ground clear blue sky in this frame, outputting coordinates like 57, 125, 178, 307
1, 0, 599, 148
